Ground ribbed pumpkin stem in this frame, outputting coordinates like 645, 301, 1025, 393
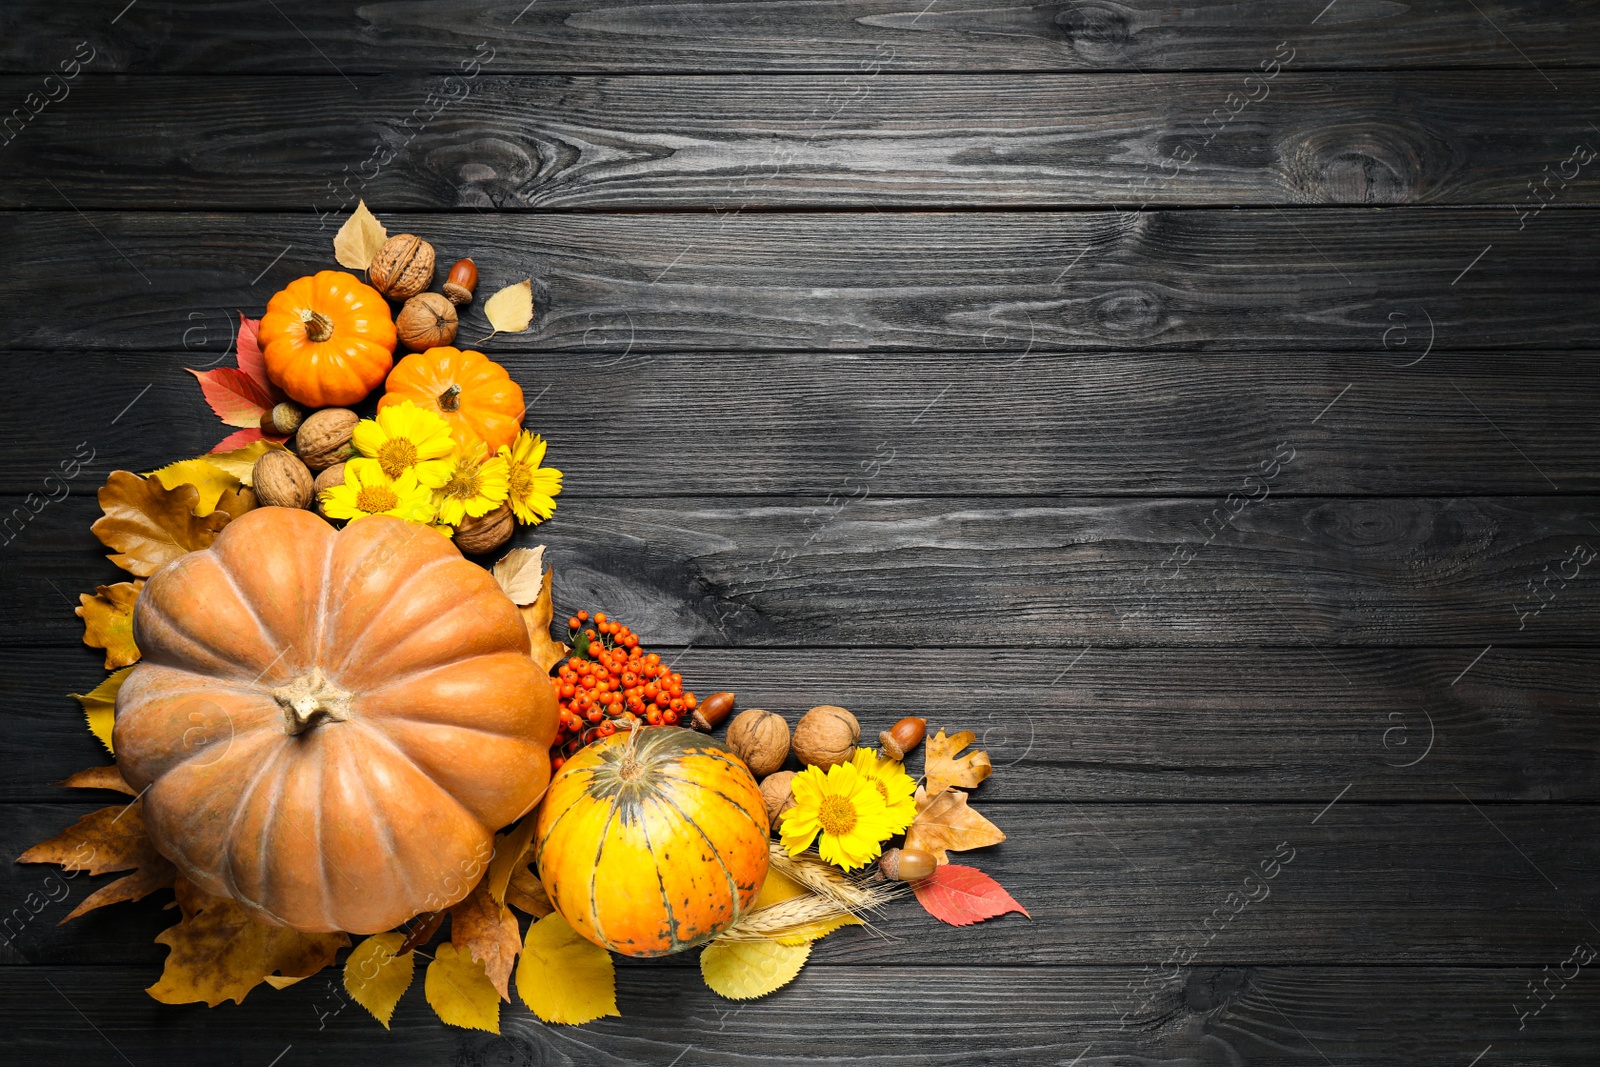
438, 383, 462, 411
272, 667, 351, 736
302, 310, 334, 344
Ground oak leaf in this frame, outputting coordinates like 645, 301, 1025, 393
344, 932, 415, 1029
512, 558, 569, 674
478, 279, 533, 343
57, 763, 135, 795
93, 471, 233, 576
76, 581, 144, 669
515, 913, 619, 1025
187, 366, 274, 429
700, 939, 810, 1000
334, 200, 389, 271
923, 729, 993, 798
504, 863, 552, 918
425, 942, 500, 1033
912, 864, 1029, 927
17, 799, 176, 922
905, 788, 1005, 864
450, 873, 522, 1001
148, 878, 349, 1006
71, 667, 131, 753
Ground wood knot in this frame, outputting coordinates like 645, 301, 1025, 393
1094, 288, 1164, 335
1053, 2, 1133, 55
1278, 119, 1455, 205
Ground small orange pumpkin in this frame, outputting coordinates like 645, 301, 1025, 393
113, 508, 558, 933
379, 347, 525, 451
534, 727, 769, 956
259, 270, 397, 407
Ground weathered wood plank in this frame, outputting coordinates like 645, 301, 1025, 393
7, 72, 1599, 210
5, 492, 1598, 647
3, 348, 1595, 497
6, 1, 1600, 73
7, 645, 1596, 804
6, 802, 1597, 967
2, 963, 1594, 1064
1, 210, 1593, 353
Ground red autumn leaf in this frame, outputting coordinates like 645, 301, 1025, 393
912, 864, 1030, 927
235, 314, 273, 393
212, 427, 270, 452
187, 366, 274, 429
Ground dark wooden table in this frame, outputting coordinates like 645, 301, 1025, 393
3, 2, 1599, 1063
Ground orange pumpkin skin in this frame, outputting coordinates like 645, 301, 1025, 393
379, 347, 525, 451
534, 727, 770, 956
259, 270, 397, 407
112, 508, 558, 934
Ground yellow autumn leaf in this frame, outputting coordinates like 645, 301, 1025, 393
515, 912, 619, 1025
425, 942, 500, 1033
743, 869, 861, 944
700, 939, 810, 1000
478, 279, 533, 342
147, 457, 239, 516
334, 199, 389, 270
344, 932, 415, 1029
76, 581, 144, 669
198, 439, 286, 486
71, 667, 132, 754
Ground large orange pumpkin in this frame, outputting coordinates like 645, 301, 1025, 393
380, 347, 525, 452
112, 508, 558, 934
534, 727, 769, 956
259, 270, 397, 407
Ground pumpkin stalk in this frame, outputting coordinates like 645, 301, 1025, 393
301, 309, 335, 344
437, 383, 462, 411
272, 667, 352, 736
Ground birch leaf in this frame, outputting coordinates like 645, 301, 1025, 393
71, 667, 131, 753
492, 545, 546, 605
700, 939, 810, 1000
478, 279, 533, 342
515, 561, 568, 674
344, 932, 414, 1029
425, 942, 500, 1033
334, 200, 388, 270
202, 438, 286, 485
515, 912, 618, 1025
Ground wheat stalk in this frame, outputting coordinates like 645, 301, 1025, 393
766, 842, 899, 912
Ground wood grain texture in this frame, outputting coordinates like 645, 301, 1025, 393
7, 492, 1599, 647
2, 964, 1595, 1065
9, 72, 1600, 210
7, 802, 1598, 967
2, 349, 1595, 496
5, 1, 1600, 73
2, 210, 1595, 353
7, 645, 1596, 804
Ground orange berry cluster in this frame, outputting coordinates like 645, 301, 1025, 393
550, 610, 698, 770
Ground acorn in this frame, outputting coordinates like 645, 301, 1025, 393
443, 258, 478, 305
258, 401, 304, 437
689, 691, 737, 733
879, 717, 927, 761
879, 847, 937, 882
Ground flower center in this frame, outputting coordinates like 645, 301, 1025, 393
817, 795, 858, 837
355, 484, 398, 513
509, 463, 533, 498
376, 438, 418, 478
443, 466, 482, 500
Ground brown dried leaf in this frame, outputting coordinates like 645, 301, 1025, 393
487, 818, 538, 906
148, 878, 349, 1006
450, 874, 522, 1002
17, 799, 176, 922
56, 764, 136, 795
492, 545, 546, 605
76, 580, 144, 669
504, 863, 552, 918
334, 199, 388, 270
923, 729, 993, 798
92, 471, 232, 577
516, 562, 568, 674
478, 279, 533, 342
905, 788, 1006, 864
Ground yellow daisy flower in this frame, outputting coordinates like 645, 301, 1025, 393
352, 400, 456, 488
431, 442, 510, 526
319, 461, 436, 524
779, 762, 895, 871
850, 747, 919, 834
497, 430, 563, 525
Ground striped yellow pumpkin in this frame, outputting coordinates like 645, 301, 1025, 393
533, 726, 770, 956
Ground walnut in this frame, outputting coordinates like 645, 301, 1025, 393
368, 233, 435, 300
759, 770, 796, 827
313, 462, 346, 517
792, 705, 859, 769
454, 503, 514, 555
396, 292, 458, 351
726, 708, 790, 778
252, 450, 314, 509
294, 408, 359, 471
